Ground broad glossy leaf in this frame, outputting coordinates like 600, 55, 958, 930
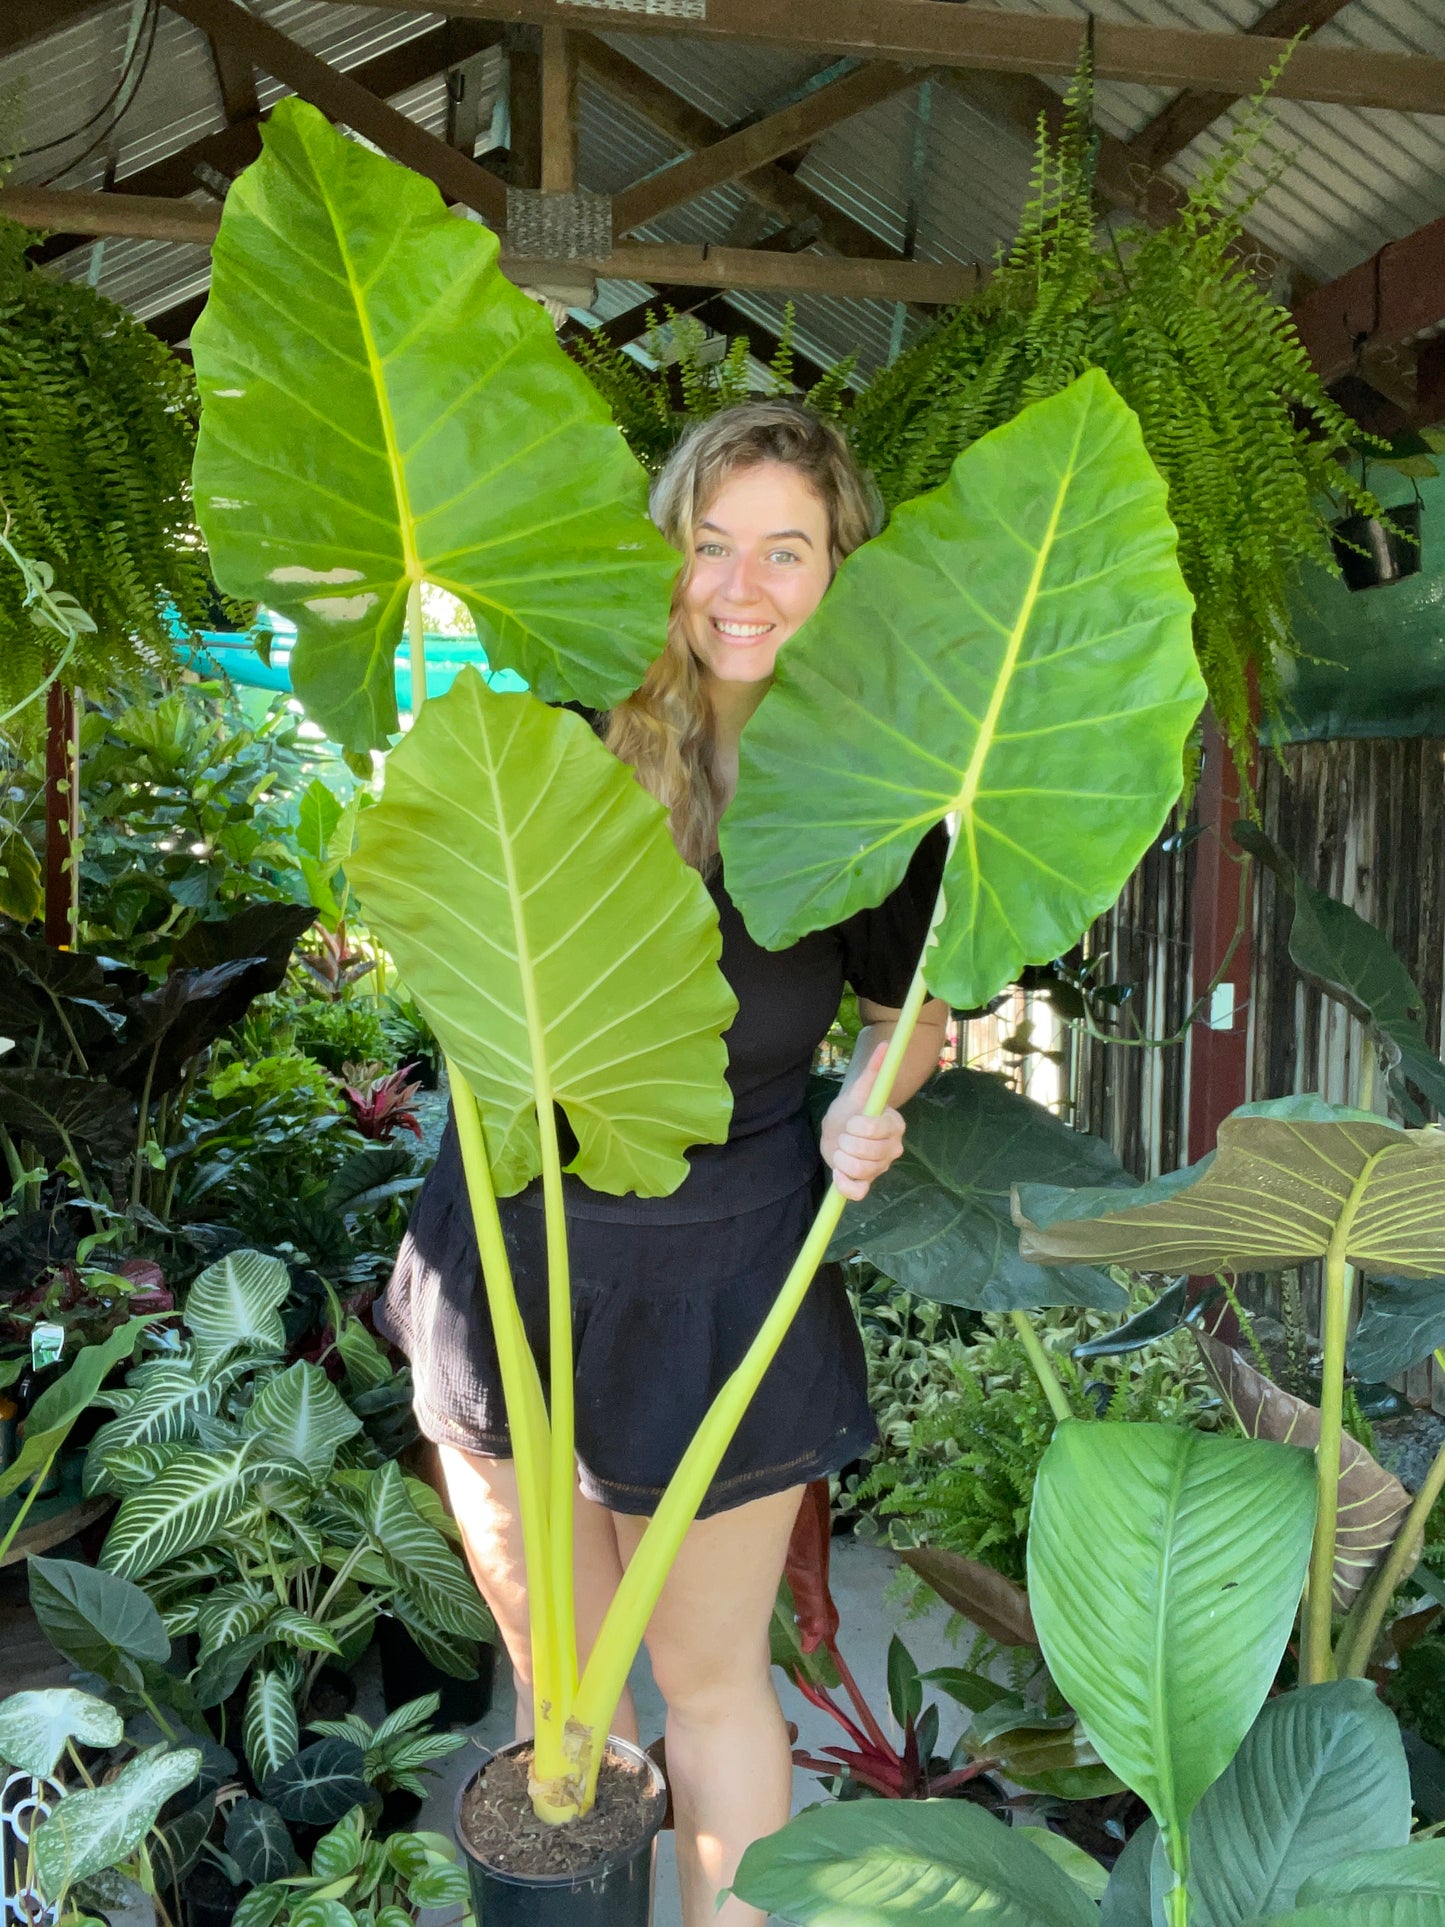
225, 1800, 298, 1886
1027, 1422, 1317, 1844
0, 1068, 134, 1163
1101, 1820, 1157, 1927
0, 1688, 123, 1778
195, 1583, 272, 1660
900, 1548, 1038, 1649
28, 1557, 170, 1682
100, 1445, 255, 1580
84, 1365, 218, 1495
1014, 1830, 1110, 1905
1348, 1274, 1445, 1380
262, 1738, 371, 1826
1294, 1842, 1445, 1916
1197, 1335, 1411, 1609
193, 98, 676, 750
242, 1361, 362, 1482
1187, 1683, 1410, 1927
244, 1669, 300, 1785
34, 1744, 202, 1899
1016, 1108, 1445, 1278
721, 369, 1203, 1008
729, 1799, 1098, 1925
827, 1070, 1128, 1312
349, 668, 734, 1196
0, 1319, 157, 1501
185, 1251, 289, 1376
364, 1462, 489, 1642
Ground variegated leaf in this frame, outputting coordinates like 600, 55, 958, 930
242, 1361, 362, 1482
92, 1441, 195, 1496
100, 1446, 255, 1581
1197, 1334, 1412, 1609
83, 1365, 218, 1493
185, 1251, 290, 1377
33, 1744, 202, 1899
364, 1462, 490, 1642
267, 1607, 341, 1655
244, 1669, 300, 1785
195, 1583, 273, 1660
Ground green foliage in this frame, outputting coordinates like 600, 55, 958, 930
1385, 1632, 1445, 1752
234, 1807, 471, 1927
0, 222, 221, 726
845, 56, 1381, 767
285, 1001, 390, 1077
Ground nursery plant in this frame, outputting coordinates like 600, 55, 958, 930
190, 98, 1204, 1832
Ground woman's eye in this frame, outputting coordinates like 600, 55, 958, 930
768, 549, 801, 565
696, 542, 726, 558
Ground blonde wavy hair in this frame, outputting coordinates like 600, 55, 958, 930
606, 401, 879, 871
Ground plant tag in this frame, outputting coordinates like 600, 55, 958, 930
31, 1322, 65, 1370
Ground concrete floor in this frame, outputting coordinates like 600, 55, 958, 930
416, 1539, 966, 1927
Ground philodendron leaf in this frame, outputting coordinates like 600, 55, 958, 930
729, 1799, 1098, 1926
261, 1739, 370, 1826
99, 1444, 255, 1581
826, 1069, 1129, 1312
192, 98, 676, 750
349, 668, 735, 1197
721, 368, 1203, 1009
1016, 1104, 1445, 1278
224, 1799, 299, 1886
1027, 1422, 1316, 1855
1196, 1334, 1411, 1610
1185, 1682, 1411, 1927
27, 1558, 170, 1685
184, 1250, 290, 1376
33, 1743, 202, 1899
242, 1360, 362, 1482
0, 1688, 123, 1778
1348, 1273, 1445, 1380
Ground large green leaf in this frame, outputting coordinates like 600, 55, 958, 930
33, 1743, 202, 1899
729, 1799, 1098, 1926
1186, 1682, 1410, 1927
192, 98, 676, 751
1027, 1422, 1317, 1850
364, 1462, 490, 1642
84, 1364, 219, 1495
1289, 1842, 1445, 1922
100, 1444, 255, 1580
0, 1688, 123, 1779
225, 1800, 299, 1886
261, 1738, 371, 1826
826, 1069, 1128, 1311
349, 667, 734, 1197
27, 1557, 171, 1685
242, 1361, 362, 1482
720, 369, 1203, 1008
0, 1317, 156, 1501
1197, 1335, 1410, 1610
244, 1669, 300, 1785
185, 1251, 290, 1376
1015, 1108, 1445, 1278
1348, 1274, 1445, 1380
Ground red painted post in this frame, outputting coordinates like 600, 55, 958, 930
1185, 714, 1256, 1163
44, 681, 79, 949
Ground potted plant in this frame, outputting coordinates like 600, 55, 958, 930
187, 95, 1205, 1918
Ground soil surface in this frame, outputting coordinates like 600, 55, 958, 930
459, 1746, 666, 1879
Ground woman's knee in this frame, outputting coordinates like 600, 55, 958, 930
647, 1626, 774, 1723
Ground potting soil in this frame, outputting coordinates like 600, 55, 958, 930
459, 1746, 665, 1877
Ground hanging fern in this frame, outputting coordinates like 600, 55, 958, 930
848, 52, 1380, 766
0, 219, 221, 729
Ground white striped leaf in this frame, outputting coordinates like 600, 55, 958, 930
84, 1366, 218, 1493
243, 1669, 300, 1785
267, 1608, 341, 1655
33, 1743, 202, 1900
195, 1583, 272, 1660
185, 1251, 289, 1378
242, 1361, 362, 1482
350, 668, 735, 1197
91, 1440, 195, 1496
100, 1445, 256, 1581
364, 1462, 490, 1642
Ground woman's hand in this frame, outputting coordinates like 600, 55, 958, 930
820, 1041, 906, 1202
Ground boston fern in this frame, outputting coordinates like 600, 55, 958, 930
849, 54, 1378, 765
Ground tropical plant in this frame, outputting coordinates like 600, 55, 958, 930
189, 98, 1203, 1827
286, 996, 389, 1074
229, 1805, 472, 1927
307, 1691, 466, 1797
339, 1065, 424, 1143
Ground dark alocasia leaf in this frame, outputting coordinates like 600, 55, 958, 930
27, 1557, 170, 1687
350, 668, 734, 1197
826, 1069, 1129, 1313
1234, 821, 1445, 1121
1348, 1273, 1445, 1380
1016, 1102, 1445, 1279
262, 1739, 371, 1825
0, 1068, 134, 1162
168, 902, 315, 984
192, 98, 677, 750
1028, 1422, 1317, 1864
900, 1547, 1039, 1649
1185, 1681, 1411, 1927
1196, 1333, 1411, 1610
224, 1800, 299, 1886
102, 958, 282, 1099
721, 369, 1203, 1009
730, 1798, 1099, 1926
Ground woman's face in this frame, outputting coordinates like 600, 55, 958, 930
680, 460, 833, 688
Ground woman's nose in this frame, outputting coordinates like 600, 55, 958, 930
722, 554, 763, 602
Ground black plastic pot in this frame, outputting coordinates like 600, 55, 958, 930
378, 1616, 495, 1725
1331, 500, 1423, 590
454, 1738, 667, 1927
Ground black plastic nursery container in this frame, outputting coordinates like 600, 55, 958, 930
454, 1737, 667, 1927
1330, 500, 1423, 590
378, 1615, 495, 1725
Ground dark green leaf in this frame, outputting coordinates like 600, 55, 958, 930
886, 1636, 922, 1728
1348, 1274, 1445, 1381
262, 1740, 371, 1826
225, 1800, 299, 1886
28, 1556, 170, 1681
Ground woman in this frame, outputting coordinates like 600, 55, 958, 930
380, 402, 950, 1926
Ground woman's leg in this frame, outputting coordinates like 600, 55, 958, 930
612, 1485, 804, 1927
437, 1446, 639, 1744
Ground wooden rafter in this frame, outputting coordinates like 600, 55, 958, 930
1126, 0, 1356, 173
1, 185, 220, 244
1292, 211, 1445, 388
612, 61, 924, 237
161, 0, 509, 223
539, 25, 578, 194
0, 0, 111, 59
207, 29, 259, 127
304, 1, 1445, 116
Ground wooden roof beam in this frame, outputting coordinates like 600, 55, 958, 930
1, 0, 114, 59
1292, 211, 1445, 388
160, 0, 509, 224
540, 25, 578, 193
318, 2, 1445, 116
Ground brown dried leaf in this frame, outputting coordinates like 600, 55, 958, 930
901, 1547, 1039, 1649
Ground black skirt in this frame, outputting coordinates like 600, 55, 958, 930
376, 1121, 876, 1518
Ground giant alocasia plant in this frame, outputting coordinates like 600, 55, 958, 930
192, 99, 1204, 1823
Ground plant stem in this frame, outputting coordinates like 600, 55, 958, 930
1335, 1373, 1445, 1678
407, 581, 428, 714
1303, 1153, 1383, 1684
0, 1453, 56, 1564
131, 1036, 162, 1210
1009, 1310, 1072, 1423
139, 1691, 177, 1743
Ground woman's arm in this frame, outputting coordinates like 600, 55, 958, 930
819, 995, 951, 1201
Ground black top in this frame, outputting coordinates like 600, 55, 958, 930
516, 823, 950, 1226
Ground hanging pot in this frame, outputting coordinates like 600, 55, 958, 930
454, 1737, 667, 1927
1330, 499, 1423, 590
